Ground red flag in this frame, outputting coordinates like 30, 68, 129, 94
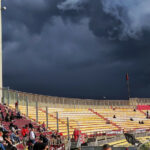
126, 73, 129, 81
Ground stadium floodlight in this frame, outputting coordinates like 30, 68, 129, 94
0, 0, 4, 102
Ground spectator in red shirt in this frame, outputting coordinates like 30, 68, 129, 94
73, 128, 78, 142
22, 125, 28, 147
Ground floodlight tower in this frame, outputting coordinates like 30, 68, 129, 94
0, 0, 6, 102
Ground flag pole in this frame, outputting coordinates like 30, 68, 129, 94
126, 73, 130, 99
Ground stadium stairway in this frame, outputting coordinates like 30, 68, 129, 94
88, 108, 121, 130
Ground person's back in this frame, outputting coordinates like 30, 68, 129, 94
102, 144, 112, 150
29, 122, 33, 129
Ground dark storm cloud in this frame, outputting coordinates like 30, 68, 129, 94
2, 0, 150, 99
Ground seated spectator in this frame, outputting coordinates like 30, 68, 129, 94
5, 107, 8, 114
0, 112, 4, 121
3, 133, 16, 150
102, 144, 112, 150
0, 122, 6, 132
57, 135, 62, 145
40, 133, 48, 145
0, 130, 5, 150
130, 118, 134, 121
10, 131, 20, 144
5, 113, 10, 122
133, 109, 136, 112
113, 115, 116, 118
9, 123, 16, 133
0, 110, 3, 121
37, 126, 44, 133
16, 111, 22, 119
10, 112, 15, 121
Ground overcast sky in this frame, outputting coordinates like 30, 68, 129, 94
2, 0, 150, 99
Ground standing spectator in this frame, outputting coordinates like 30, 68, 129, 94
73, 128, 78, 142
146, 110, 149, 119
21, 125, 28, 147
29, 128, 36, 144
15, 101, 18, 112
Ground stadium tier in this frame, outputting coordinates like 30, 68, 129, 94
3, 89, 150, 139
8, 104, 150, 137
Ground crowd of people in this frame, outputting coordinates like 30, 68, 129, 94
0, 105, 65, 150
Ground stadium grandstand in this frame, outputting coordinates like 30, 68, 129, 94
0, 88, 150, 149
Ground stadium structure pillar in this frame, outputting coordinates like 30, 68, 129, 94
36, 101, 38, 122
56, 112, 59, 132
46, 106, 48, 129
67, 117, 70, 140
7, 87, 9, 105
0, 1, 3, 102
26, 96, 28, 117
16, 92, 19, 112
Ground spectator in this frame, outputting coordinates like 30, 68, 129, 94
37, 125, 44, 132
9, 123, 16, 133
5, 107, 8, 114
15, 102, 18, 112
10, 131, 20, 144
29, 128, 36, 145
21, 125, 28, 147
33, 138, 48, 150
10, 112, 15, 121
0, 130, 5, 149
3, 133, 16, 150
16, 111, 22, 119
130, 118, 134, 121
40, 133, 48, 145
0, 111, 4, 121
146, 110, 149, 119
5, 113, 10, 122
113, 115, 116, 118
73, 128, 78, 142
29, 122, 33, 129
42, 122, 46, 131
102, 144, 112, 150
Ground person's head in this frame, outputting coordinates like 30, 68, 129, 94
31, 128, 34, 131
102, 144, 112, 150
